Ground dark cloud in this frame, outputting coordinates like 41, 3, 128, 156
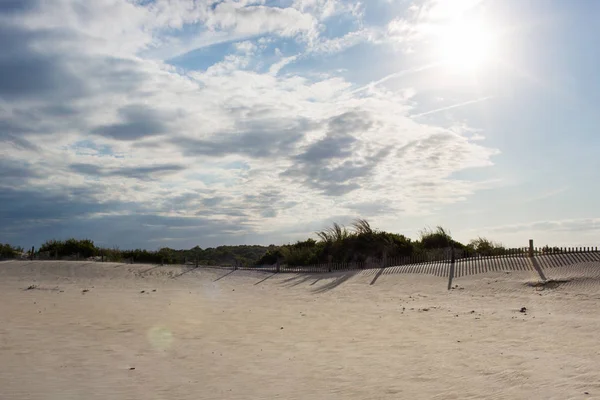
3, 103, 82, 127
91, 105, 172, 141
158, 191, 214, 212
282, 111, 389, 196
202, 196, 226, 207
327, 111, 373, 135
195, 208, 249, 218
0, 0, 40, 14
0, 25, 86, 101
295, 131, 356, 162
242, 190, 287, 218
171, 117, 314, 158
243, 190, 281, 203
0, 21, 157, 145
0, 22, 155, 153
0, 105, 85, 151
0, 132, 39, 151
87, 56, 151, 94
69, 163, 102, 176
192, 190, 294, 221
0, 159, 40, 184
1, 212, 252, 250
0, 186, 126, 223
37, 104, 80, 117
69, 162, 186, 180
113, 165, 186, 179
295, 111, 371, 163
0, 185, 256, 249
0, 15, 151, 101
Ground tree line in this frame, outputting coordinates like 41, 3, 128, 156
1, 219, 509, 266
255, 220, 506, 266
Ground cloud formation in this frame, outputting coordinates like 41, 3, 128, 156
0, 0, 503, 249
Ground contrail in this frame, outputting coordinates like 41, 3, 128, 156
412, 96, 493, 117
351, 63, 439, 94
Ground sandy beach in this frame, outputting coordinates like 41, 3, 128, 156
1, 259, 599, 399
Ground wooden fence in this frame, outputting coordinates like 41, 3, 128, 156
236, 245, 600, 275
7, 243, 599, 280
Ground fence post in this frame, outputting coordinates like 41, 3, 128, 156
447, 246, 455, 290
528, 240, 534, 258
276, 258, 281, 273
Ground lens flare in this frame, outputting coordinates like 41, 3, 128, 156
147, 326, 173, 350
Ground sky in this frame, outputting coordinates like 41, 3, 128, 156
0, 0, 598, 250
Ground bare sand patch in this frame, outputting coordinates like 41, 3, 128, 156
1, 260, 599, 399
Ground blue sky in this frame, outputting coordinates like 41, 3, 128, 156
0, 0, 598, 249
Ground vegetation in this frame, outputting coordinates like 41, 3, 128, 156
1, 219, 562, 266
0, 243, 24, 259
103, 245, 273, 266
257, 219, 418, 266
40, 238, 97, 259
466, 236, 506, 256
418, 226, 464, 250
33, 238, 272, 266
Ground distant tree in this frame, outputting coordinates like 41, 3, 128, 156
0, 243, 24, 259
40, 238, 97, 258
260, 220, 416, 266
418, 226, 454, 249
467, 237, 506, 256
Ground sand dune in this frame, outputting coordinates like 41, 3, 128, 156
1, 259, 599, 399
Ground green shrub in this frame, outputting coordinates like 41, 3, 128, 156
39, 238, 97, 258
256, 220, 416, 266
0, 243, 24, 258
466, 237, 506, 256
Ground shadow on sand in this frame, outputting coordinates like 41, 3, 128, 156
213, 269, 236, 282
254, 272, 277, 286
172, 266, 200, 279
280, 271, 358, 293
278, 252, 599, 293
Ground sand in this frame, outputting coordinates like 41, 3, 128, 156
1, 258, 600, 399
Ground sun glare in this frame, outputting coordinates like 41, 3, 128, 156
435, 19, 498, 73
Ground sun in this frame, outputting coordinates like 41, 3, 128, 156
434, 19, 498, 73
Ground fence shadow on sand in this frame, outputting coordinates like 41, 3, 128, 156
275, 250, 600, 293
279, 271, 359, 293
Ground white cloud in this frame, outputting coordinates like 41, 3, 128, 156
292, 0, 362, 21
0, 0, 502, 248
268, 55, 298, 75
207, 2, 318, 38
309, 27, 383, 54
234, 40, 257, 54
